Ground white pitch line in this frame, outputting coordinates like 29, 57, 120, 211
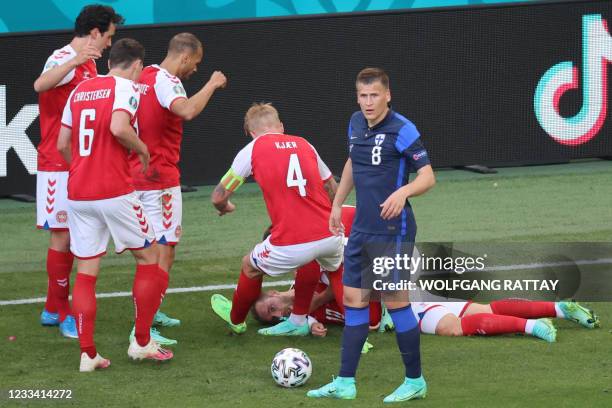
2, 257, 612, 307
0, 280, 293, 306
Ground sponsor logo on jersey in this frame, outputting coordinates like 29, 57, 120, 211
374, 133, 386, 146
129, 96, 138, 109
44, 60, 58, 70
56, 210, 68, 224
173, 84, 186, 95
412, 150, 427, 161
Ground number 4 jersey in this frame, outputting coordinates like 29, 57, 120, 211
61, 75, 140, 201
222, 133, 333, 246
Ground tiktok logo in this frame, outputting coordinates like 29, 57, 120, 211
534, 14, 612, 145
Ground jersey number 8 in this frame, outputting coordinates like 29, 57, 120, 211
79, 109, 96, 157
286, 153, 307, 197
372, 146, 382, 165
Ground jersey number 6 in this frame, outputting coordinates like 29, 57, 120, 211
286, 153, 307, 197
79, 109, 96, 157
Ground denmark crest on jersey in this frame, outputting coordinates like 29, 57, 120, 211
375, 134, 386, 146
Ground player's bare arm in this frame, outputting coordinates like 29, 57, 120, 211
309, 284, 335, 312
211, 183, 235, 216
323, 176, 338, 204
380, 165, 435, 220
329, 158, 354, 236
56, 126, 73, 164
34, 38, 101, 93
110, 111, 150, 172
170, 71, 227, 120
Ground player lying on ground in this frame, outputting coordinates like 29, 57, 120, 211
255, 285, 600, 342
57, 39, 173, 371
34, 4, 124, 339
127, 32, 227, 346
412, 299, 599, 341
210, 103, 343, 336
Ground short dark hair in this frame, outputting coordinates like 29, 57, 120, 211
168, 33, 203, 55
356, 67, 390, 89
109, 38, 144, 69
74, 5, 124, 37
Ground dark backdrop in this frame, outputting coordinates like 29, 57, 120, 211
1, 0, 610, 195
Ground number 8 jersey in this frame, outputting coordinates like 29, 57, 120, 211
222, 133, 333, 246
61, 75, 140, 201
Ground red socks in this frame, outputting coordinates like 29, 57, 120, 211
369, 302, 382, 327
47, 248, 74, 321
230, 270, 262, 325
72, 273, 97, 359
461, 313, 527, 336
133, 264, 163, 347
293, 262, 321, 315
157, 267, 169, 304
490, 299, 556, 318
328, 265, 345, 316
44, 277, 57, 314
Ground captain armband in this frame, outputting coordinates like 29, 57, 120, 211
220, 168, 245, 192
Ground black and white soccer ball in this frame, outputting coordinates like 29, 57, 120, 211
270, 348, 312, 388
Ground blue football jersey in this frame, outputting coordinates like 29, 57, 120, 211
348, 109, 430, 235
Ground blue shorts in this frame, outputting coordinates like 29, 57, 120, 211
343, 227, 417, 289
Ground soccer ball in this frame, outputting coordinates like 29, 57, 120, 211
270, 348, 312, 388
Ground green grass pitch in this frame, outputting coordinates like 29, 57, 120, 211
1, 160, 611, 407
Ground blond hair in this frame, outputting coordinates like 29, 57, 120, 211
244, 102, 281, 135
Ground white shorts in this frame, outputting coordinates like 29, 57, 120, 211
250, 235, 344, 277
137, 186, 183, 245
36, 171, 69, 231
68, 192, 156, 259
411, 301, 471, 335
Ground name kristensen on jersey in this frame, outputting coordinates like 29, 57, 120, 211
73, 89, 111, 102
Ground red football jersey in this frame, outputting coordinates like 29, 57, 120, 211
61, 75, 140, 200
38, 45, 97, 171
310, 280, 345, 325
130, 65, 187, 190
230, 133, 333, 246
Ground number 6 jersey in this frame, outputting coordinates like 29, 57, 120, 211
61, 75, 140, 201
221, 133, 333, 246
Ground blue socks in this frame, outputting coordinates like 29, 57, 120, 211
389, 304, 421, 378
338, 305, 370, 378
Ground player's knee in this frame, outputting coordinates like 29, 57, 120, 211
436, 317, 463, 336
50, 230, 70, 252
133, 245, 159, 265
241, 255, 263, 278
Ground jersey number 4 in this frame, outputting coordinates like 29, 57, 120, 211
286, 153, 307, 197
79, 109, 96, 157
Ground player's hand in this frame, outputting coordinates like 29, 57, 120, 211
329, 205, 344, 236
380, 189, 408, 220
217, 200, 235, 216
310, 322, 327, 337
208, 71, 227, 90
73, 37, 102, 65
138, 149, 150, 174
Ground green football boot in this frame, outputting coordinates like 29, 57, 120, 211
558, 301, 600, 329
129, 326, 177, 346
361, 339, 374, 354
153, 311, 181, 327
378, 304, 395, 333
383, 375, 427, 403
210, 294, 246, 334
257, 319, 309, 336
307, 376, 357, 399
531, 318, 557, 343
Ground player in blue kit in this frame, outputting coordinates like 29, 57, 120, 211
307, 68, 436, 402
